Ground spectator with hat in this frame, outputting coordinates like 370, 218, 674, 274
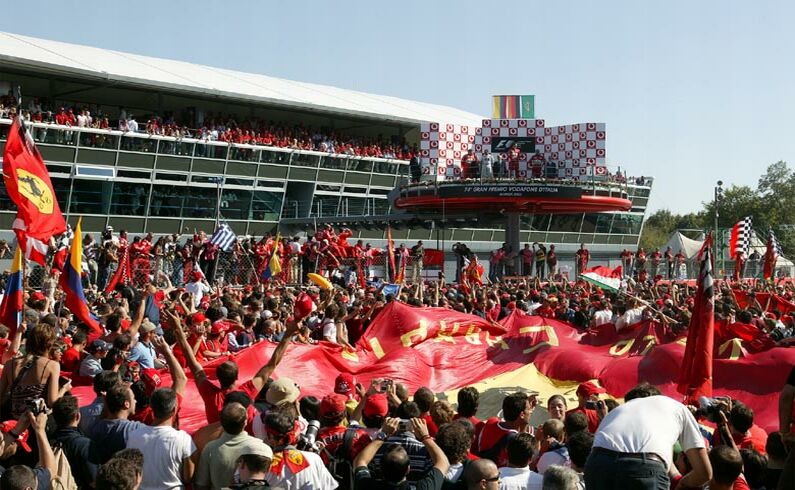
79, 339, 112, 377
567, 381, 605, 433
128, 319, 162, 369
229, 438, 274, 490
316, 393, 372, 466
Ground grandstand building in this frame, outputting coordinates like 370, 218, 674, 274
0, 32, 652, 260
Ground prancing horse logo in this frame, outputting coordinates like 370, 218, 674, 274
16, 169, 54, 214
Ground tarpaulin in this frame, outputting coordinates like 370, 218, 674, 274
734, 290, 795, 314
423, 249, 445, 267
72, 303, 795, 434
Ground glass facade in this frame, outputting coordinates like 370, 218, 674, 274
0, 121, 406, 235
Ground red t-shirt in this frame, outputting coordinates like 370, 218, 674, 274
198, 378, 259, 424
61, 347, 82, 373
422, 413, 439, 437
474, 418, 516, 467
567, 407, 600, 433
132, 393, 183, 426
712, 424, 768, 455
316, 426, 371, 465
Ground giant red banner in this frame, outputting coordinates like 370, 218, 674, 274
73, 303, 795, 434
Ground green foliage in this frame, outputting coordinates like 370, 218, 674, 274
641, 161, 795, 255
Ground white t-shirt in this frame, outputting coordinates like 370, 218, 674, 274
497, 466, 544, 490
446, 462, 464, 483
615, 307, 644, 331
321, 319, 337, 344
593, 395, 705, 469
536, 446, 570, 474
264, 450, 339, 489
185, 280, 210, 307
127, 424, 196, 490
593, 309, 613, 326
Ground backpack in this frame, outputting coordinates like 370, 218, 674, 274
50, 443, 78, 490
325, 427, 357, 490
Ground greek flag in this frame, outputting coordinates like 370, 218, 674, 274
210, 223, 237, 252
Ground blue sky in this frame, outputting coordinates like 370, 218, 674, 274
6, 1, 794, 215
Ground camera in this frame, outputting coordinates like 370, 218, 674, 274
25, 398, 47, 416
695, 396, 728, 423
297, 420, 320, 452
380, 379, 393, 392
398, 418, 411, 432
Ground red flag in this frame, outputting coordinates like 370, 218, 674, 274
3, 117, 66, 259
763, 229, 780, 280
104, 246, 131, 293
677, 233, 715, 403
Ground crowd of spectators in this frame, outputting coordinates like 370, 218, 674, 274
0, 91, 417, 161
0, 224, 792, 488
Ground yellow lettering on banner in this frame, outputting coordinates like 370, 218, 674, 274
485, 332, 510, 350
369, 338, 386, 359
520, 325, 560, 354
464, 325, 482, 345
609, 339, 635, 357
640, 335, 657, 356
718, 338, 743, 361
341, 348, 359, 362
401, 320, 428, 347
433, 321, 458, 344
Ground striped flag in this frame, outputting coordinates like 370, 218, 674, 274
60, 218, 101, 334
104, 244, 131, 293
0, 246, 24, 335
492, 95, 535, 119
261, 233, 282, 281
210, 223, 237, 252
763, 229, 782, 279
729, 216, 753, 259
677, 232, 715, 403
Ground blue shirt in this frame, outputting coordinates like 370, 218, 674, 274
129, 340, 156, 368
87, 418, 145, 464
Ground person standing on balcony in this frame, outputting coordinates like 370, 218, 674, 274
534, 243, 547, 279
521, 244, 534, 277
620, 248, 634, 279
651, 247, 662, 278
480, 149, 494, 181
507, 145, 521, 180
575, 243, 590, 278
547, 245, 558, 279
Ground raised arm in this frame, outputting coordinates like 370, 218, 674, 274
166, 310, 207, 386
127, 286, 151, 342
411, 417, 449, 475
353, 417, 399, 469
152, 334, 187, 396
249, 319, 298, 392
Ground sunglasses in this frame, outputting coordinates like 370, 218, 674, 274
484, 475, 500, 483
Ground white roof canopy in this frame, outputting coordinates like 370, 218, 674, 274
0, 31, 484, 127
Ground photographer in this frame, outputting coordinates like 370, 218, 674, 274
353, 417, 449, 490
0, 410, 56, 490
262, 408, 338, 488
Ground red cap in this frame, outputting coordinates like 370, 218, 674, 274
577, 381, 606, 398
363, 393, 389, 418
191, 312, 207, 325
0, 420, 30, 452
30, 291, 45, 301
142, 368, 162, 396
334, 373, 355, 396
210, 322, 226, 335
191, 271, 203, 281
319, 394, 347, 420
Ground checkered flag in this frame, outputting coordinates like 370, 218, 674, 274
729, 216, 753, 259
210, 223, 237, 252
764, 229, 782, 279
768, 229, 783, 257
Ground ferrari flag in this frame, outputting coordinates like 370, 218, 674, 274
3, 116, 66, 262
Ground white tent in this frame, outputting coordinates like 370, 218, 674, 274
662, 231, 704, 259
663, 229, 795, 278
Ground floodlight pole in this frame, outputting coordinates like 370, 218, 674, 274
714, 180, 723, 277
